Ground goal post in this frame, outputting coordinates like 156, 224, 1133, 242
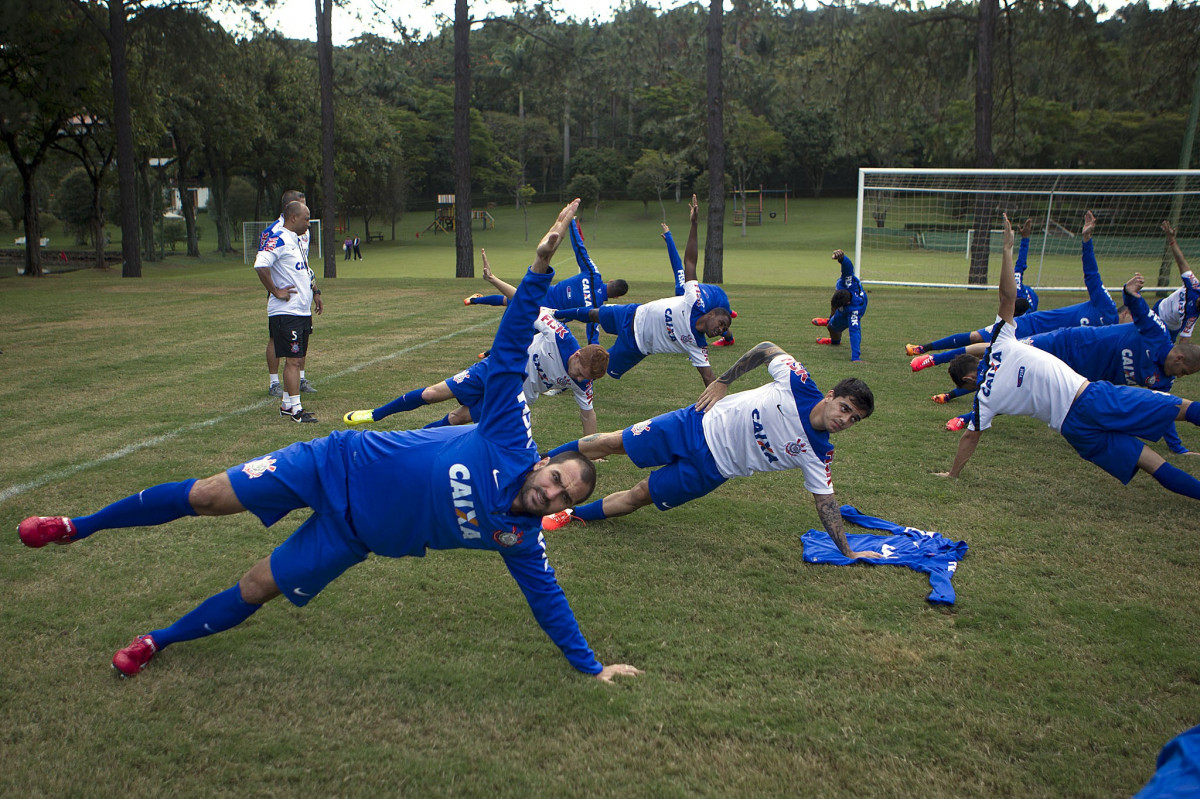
242, 219, 322, 265
854, 168, 1200, 292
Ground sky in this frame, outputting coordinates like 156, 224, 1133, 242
218, 0, 669, 45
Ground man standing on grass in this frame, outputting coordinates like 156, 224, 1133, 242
256, 199, 320, 422
554, 195, 732, 386
259, 189, 319, 400
541, 340, 882, 560
17, 200, 642, 685
937, 213, 1200, 501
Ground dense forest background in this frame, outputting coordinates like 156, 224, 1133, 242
3, 0, 1199, 269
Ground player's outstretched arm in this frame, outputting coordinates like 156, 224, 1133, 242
998, 213, 1017, 325
813, 492, 880, 558
938, 428, 982, 478
533, 199, 580, 274
695, 341, 787, 411
1162, 221, 1193, 276
1081, 210, 1095, 243
481, 249, 519, 299
683, 194, 700, 283
596, 663, 643, 682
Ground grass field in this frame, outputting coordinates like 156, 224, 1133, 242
2, 200, 1198, 797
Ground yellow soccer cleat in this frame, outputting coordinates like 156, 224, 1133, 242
343, 409, 376, 426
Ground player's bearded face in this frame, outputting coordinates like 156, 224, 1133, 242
516, 458, 588, 515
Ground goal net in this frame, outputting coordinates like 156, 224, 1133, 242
242, 219, 322, 265
855, 169, 1200, 292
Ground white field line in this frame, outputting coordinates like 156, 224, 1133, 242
0, 319, 496, 505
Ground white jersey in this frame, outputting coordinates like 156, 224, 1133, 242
1155, 271, 1198, 338
973, 319, 1088, 433
701, 354, 834, 495
254, 226, 314, 317
631, 280, 711, 368
524, 308, 593, 411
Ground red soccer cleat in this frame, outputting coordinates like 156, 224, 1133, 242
730, 310, 738, 318
811, 317, 829, 327
112, 634, 159, 677
931, 393, 951, 404
712, 337, 735, 347
946, 417, 967, 432
910, 354, 935, 372
463, 293, 483, 306
17, 516, 77, 548
815, 337, 833, 345
541, 510, 583, 531
905, 343, 925, 356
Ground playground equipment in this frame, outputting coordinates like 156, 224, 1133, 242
731, 185, 790, 226
424, 194, 496, 234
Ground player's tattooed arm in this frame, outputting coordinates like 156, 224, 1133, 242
814, 492, 880, 559
696, 342, 786, 410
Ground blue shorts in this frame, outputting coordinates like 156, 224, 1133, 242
598, 305, 644, 379
1060, 382, 1182, 483
621, 406, 726, 510
226, 436, 366, 607
269, 513, 369, 607
445, 360, 488, 420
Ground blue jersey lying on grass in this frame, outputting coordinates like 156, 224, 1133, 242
801, 506, 968, 605
1135, 723, 1200, 799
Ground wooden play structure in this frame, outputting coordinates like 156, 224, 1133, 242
424, 194, 496, 234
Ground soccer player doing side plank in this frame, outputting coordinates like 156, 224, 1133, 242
554, 195, 733, 386
542, 342, 883, 560
344, 250, 608, 437
17, 200, 642, 684
938, 213, 1200, 500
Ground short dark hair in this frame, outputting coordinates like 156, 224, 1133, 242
948, 354, 981, 388
608, 279, 629, 298
281, 189, 305, 209
830, 289, 852, 313
548, 450, 597, 502
1014, 297, 1030, 316
831, 377, 874, 418
705, 308, 732, 325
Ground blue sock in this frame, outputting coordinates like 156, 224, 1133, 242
1186, 402, 1200, 426
947, 387, 972, 400
72, 479, 197, 539
374, 388, 429, 421
149, 584, 262, 649
423, 414, 452, 429
472, 295, 506, 307
546, 440, 580, 458
933, 347, 966, 366
1152, 461, 1200, 500
572, 499, 608, 522
924, 332, 974, 351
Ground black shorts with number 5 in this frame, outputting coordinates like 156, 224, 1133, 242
269, 314, 314, 358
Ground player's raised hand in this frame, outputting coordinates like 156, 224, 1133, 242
533, 199, 580, 272
480, 248, 493, 281
1082, 210, 1096, 241
595, 663, 643, 683
689, 194, 699, 223
832, 249, 845, 262
695, 380, 729, 412
1125, 272, 1145, 296
1019, 217, 1033, 238
1162, 220, 1177, 243
1002, 213, 1014, 250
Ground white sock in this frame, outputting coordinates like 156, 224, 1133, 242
282, 393, 296, 411
269, 373, 279, 387
300, 370, 307, 381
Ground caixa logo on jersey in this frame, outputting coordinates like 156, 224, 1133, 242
493, 526, 524, 547
448, 464, 483, 540
980, 351, 1003, 397
750, 409, 779, 464
663, 308, 678, 342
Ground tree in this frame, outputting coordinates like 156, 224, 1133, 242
566, 174, 601, 223
704, 0, 725, 284
317, 0, 337, 279
0, 0, 101, 276
627, 149, 672, 219
453, 0, 473, 278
